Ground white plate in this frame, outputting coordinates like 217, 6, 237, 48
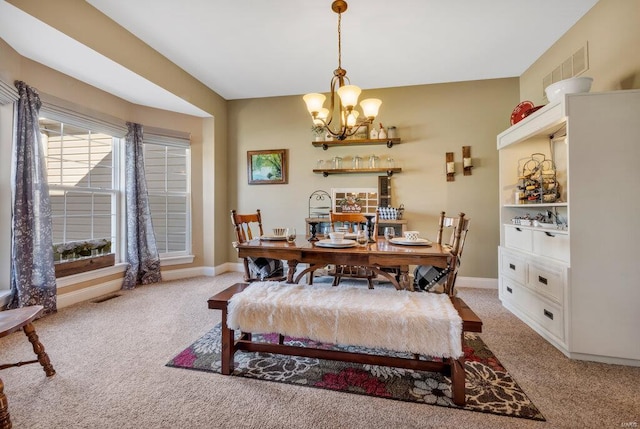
315, 239, 357, 248
260, 235, 287, 241
389, 237, 432, 246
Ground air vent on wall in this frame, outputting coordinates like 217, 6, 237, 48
542, 42, 589, 101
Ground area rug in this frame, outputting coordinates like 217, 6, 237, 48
167, 324, 545, 421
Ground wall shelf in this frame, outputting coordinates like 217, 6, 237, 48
313, 168, 401, 177
312, 138, 401, 150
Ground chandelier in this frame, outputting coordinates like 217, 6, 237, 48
303, 0, 382, 141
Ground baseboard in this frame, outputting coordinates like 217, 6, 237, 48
456, 277, 498, 289
567, 351, 640, 367
161, 266, 207, 281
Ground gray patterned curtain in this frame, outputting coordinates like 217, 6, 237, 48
122, 122, 161, 289
9, 81, 57, 314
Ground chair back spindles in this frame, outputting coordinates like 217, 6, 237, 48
230, 209, 285, 283
231, 209, 265, 244
443, 212, 470, 296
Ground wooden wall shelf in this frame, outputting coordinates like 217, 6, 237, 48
312, 138, 401, 150
313, 168, 401, 177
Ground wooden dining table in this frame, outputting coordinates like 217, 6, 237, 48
235, 236, 452, 290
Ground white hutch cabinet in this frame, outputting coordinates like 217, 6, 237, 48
497, 90, 640, 366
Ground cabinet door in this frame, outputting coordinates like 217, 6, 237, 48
504, 225, 533, 252
533, 230, 569, 262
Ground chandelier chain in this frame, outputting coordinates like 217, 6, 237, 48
337, 12, 342, 70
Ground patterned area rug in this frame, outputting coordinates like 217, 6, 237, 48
167, 324, 544, 421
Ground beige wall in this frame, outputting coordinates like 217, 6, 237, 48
520, 0, 640, 103
229, 78, 519, 279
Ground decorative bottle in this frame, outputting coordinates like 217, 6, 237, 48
370, 127, 378, 140
378, 123, 387, 140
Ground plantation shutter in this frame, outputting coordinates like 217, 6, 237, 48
142, 126, 191, 255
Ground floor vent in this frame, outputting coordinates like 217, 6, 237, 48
542, 42, 589, 101
91, 294, 121, 303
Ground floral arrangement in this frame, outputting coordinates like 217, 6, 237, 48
53, 238, 112, 261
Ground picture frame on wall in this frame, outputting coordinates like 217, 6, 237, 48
247, 149, 288, 185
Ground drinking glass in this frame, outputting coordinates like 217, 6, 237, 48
384, 227, 395, 241
286, 227, 296, 243
356, 230, 368, 246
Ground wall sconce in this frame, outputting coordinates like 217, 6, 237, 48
462, 146, 473, 176
446, 152, 455, 181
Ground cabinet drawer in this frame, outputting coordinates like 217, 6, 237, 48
533, 230, 570, 262
527, 290, 564, 341
500, 248, 526, 284
515, 283, 565, 341
527, 260, 566, 304
500, 277, 524, 308
504, 225, 533, 252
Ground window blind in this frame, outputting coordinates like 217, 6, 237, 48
40, 93, 127, 138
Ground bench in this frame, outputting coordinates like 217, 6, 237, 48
208, 282, 482, 406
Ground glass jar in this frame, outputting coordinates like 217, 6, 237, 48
386, 157, 395, 168
332, 156, 343, 169
387, 126, 397, 139
352, 155, 362, 169
369, 154, 380, 168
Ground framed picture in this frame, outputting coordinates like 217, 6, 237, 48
247, 149, 288, 185
331, 187, 378, 214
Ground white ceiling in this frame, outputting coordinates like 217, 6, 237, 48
1, 0, 598, 117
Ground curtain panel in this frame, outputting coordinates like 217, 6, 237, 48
9, 81, 57, 314
122, 122, 161, 289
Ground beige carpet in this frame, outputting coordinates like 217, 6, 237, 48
0, 272, 638, 428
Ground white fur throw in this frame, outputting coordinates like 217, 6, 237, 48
227, 282, 463, 358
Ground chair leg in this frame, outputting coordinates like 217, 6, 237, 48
0, 377, 11, 429
332, 270, 341, 286
22, 323, 55, 377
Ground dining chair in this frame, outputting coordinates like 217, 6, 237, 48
0, 305, 56, 429
327, 210, 379, 288
230, 209, 285, 282
413, 212, 470, 295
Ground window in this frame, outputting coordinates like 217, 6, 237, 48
40, 118, 118, 258
144, 142, 191, 256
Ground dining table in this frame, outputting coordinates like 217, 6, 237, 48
235, 236, 452, 291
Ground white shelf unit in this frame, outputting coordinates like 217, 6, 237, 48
497, 90, 640, 366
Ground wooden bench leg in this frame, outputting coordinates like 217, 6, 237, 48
23, 323, 55, 377
219, 309, 235, 375
450, 356, 466, 406
0, 377, 11, 429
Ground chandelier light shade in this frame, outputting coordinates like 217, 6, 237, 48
303, 0, 382, 140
